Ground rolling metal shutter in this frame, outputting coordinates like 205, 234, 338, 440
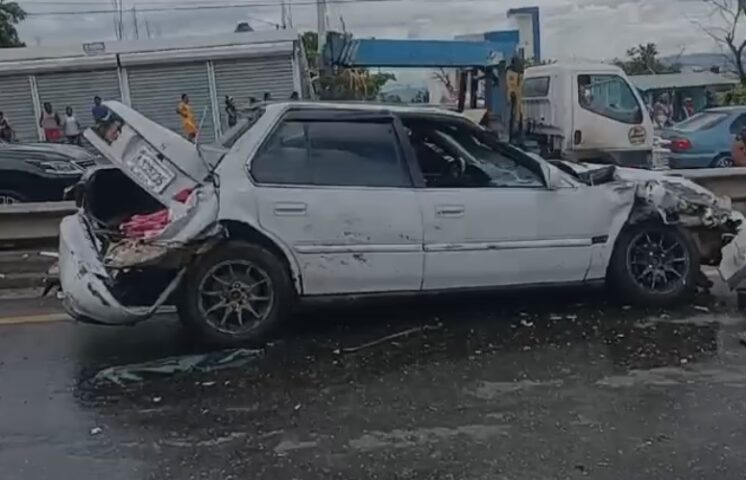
127, 62, 215, 143
0, 75, 37, 142
213, 54, 295, 132
36, 69, 121, 132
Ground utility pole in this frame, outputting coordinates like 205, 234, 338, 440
280, 0, 288, 29
317, 0, 328, 61
131, 5, 140, 40
287, 0, 294, 29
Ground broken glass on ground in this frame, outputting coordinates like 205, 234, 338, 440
92, 348, 263, 386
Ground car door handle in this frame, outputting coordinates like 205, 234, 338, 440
435, 205, 465, 218
273, 202, 307, 216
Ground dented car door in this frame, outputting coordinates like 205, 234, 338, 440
249, 114, 424, 295
403, 116, 629, 289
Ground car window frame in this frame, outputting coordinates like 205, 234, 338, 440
248, 109, 416, 189
395, 113, 548, 190
577, 74, 643, 125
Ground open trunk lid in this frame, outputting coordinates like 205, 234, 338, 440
83, 101, 209, 206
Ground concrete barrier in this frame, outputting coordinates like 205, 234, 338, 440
0, 201, 75, 246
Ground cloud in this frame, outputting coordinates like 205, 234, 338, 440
15, 0, 723, 58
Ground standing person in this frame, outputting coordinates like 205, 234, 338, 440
39, 102, 62, 142
732, 126, 746, 167
683, 97, 695, 118
177, 94, 197, 141
263, 92, 272, 102
92, 96, 108, 124
62, 106, 82, 145
705, 90, 718, 109
0, 112, 15, 143
653, 94, 670, 128
225, 96, 237, 128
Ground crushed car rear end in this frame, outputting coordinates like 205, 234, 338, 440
59, 102, 221, 325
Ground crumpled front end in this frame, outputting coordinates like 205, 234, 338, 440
614, 166, 746, 287
59, 169, 220, 325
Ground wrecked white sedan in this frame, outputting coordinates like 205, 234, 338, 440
59, 101, 746, 346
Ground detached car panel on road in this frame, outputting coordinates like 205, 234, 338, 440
59, 101, 746, 346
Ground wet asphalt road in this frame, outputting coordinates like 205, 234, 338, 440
3, 284, 746, 479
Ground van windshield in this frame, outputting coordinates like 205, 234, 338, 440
674, 111, 728, 132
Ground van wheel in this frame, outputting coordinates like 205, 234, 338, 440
607, 222, 698, 307
177, 241, 295, 347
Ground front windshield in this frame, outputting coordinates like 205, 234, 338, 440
404, 118, 545, 188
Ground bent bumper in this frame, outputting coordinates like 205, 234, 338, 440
59, 214, 170, 325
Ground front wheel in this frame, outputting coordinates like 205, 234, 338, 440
0, 190, 27, 204
607, 222, 699, 307
177, 241, 295, 347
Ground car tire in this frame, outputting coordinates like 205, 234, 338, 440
0, 190, 27, 204
177, 241, 296, 347
710, 154, 734, 168
607, 222, 699, 307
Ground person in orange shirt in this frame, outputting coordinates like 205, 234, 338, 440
177, 93, 198, 141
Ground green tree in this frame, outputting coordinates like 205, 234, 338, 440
302, 31, 395, 101
613, 43, 680, 75
0, 0, 26, 48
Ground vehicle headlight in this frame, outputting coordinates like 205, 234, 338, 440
27, 159, 83, 175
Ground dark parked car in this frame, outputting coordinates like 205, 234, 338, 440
0, 143, 96, 204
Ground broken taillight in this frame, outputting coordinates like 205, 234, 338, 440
173, 187, 195, 203
669, 138, 692, 152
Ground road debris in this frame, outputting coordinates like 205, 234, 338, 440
737, 332, 746, 347
693, 305, 710, 313
90, 427, 103, 435
519, 319, 534, 328
336, 323, 443, 354
92, 348, 263, 386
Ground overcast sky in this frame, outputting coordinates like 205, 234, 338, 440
14, 0, 727, 61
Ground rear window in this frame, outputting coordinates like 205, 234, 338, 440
219, 107, 266, 148
522, 76, 550, 98
674, 112, 728, 132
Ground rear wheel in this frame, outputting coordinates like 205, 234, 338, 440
0, 190, 26, 204
710, 154, 734, 168
177, 241, 295, 347
607, 222, 698, 307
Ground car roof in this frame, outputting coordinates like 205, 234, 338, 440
705, 106, 746, 114
260, 101, 466, 118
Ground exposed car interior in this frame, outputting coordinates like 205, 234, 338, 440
402, 118, 545, 188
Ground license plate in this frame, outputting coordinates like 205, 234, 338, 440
125, 146, 176, 194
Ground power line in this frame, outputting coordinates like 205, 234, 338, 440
21, 0, 462, 16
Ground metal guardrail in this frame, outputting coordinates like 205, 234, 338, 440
0, 201, 75, 245
0, 168, 746, 247
673, 167, 746, 215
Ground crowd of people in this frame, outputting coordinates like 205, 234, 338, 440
1, 90, 301, 145
648, 90, 718, 129
177, 90, 299, 141
0, 95, 110, 144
